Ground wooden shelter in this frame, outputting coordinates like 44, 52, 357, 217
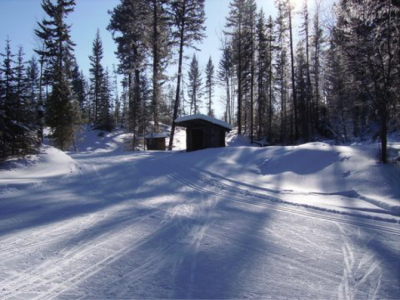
144, 133, 168, 151
175, 114, 232, 152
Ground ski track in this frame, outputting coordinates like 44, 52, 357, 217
1, 149, 399, 299
336, 223, 383, 300
163, 167, 400, 237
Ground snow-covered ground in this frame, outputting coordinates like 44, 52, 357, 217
0, 128, 399, 299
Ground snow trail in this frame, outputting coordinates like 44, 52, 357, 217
0, 130, 399, 299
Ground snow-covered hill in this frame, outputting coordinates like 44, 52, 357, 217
0, 128, 399, 299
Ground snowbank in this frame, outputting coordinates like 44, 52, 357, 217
0, 146, 76, 193
170, 141, 400, 220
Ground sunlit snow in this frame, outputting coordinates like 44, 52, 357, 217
0, 128, 399, 299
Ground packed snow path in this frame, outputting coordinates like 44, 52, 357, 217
0, 135, 399, 299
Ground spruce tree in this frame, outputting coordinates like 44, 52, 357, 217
89, 29, 105, 126
71, 62, 87, 121
0, 39, 16, 159
98, 68, 114, 131
0, 42, 39, 159
26, 56, 43, 145
35, 0, 78, 150
0, 60, 4, 160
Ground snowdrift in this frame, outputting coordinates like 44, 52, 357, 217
0, 146, 76, 194
168, 141, 400, 220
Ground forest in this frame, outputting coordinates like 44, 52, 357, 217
0, 0, 399, 163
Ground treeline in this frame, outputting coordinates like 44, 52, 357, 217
1, 0, 399, 163
221, 0, 400, 163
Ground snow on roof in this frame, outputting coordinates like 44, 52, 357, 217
144, 132, 169, 139
175, 114, 232, 131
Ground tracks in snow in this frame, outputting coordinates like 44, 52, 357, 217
163, 167, 400, 237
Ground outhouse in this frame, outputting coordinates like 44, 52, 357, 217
144, 133, 168, 150
175, 114, 232, 152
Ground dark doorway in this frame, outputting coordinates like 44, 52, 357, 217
192, 129, 204, 150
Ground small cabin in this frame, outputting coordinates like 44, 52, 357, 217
175, 114, 232, 152
144, 133, 168, 151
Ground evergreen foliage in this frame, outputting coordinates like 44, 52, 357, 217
2, 0, 399, 164
108, 0, 149, 147
0, 41, 39, 161
168, 0, 206, 150
205, 56, 215, 117
35, 0, 78, 151
187, 54, 203, 115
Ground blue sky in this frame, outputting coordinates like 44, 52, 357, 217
0, 0, 327, 117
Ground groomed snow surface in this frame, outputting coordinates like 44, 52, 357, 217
0, 128, 399, 299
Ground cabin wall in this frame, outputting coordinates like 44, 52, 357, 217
186, 125, 226, 152
146, 138, 166, 150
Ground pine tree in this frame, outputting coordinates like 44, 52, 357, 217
299, 0, 312, 141
274, 0, 289, 144
168, 0, 206, 150
205, 56, 215, 117
325, 39, 352, 143
244, 0, 257, 143
187, 54, 203, 115
256, 9, 268, 140
218, 42, 235, 125
225, 0, 246, 134
108, 0, 149, 149
311, 4, 324, 135
149, 0, 171, 132
286, 0, 298, 141
112, 65, 122, 127
334, 0, 400, 163
266, 15, 275, 142
295, 42, 308, 141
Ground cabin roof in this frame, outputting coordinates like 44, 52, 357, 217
175, 114, 232, 131
144, 133, 169, 139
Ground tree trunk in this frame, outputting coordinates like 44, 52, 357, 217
237, 23, 242, 135
169, 20, 185, 151
380, 104, 388, 163
288, 5, 298, 141
152, 0, 159, 132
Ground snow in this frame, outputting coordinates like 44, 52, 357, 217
144, 132, 169, 139
192, 141, 400, 220
0, 146, 76, 194
175, 114, 233, 130
0, 128, 399, 299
